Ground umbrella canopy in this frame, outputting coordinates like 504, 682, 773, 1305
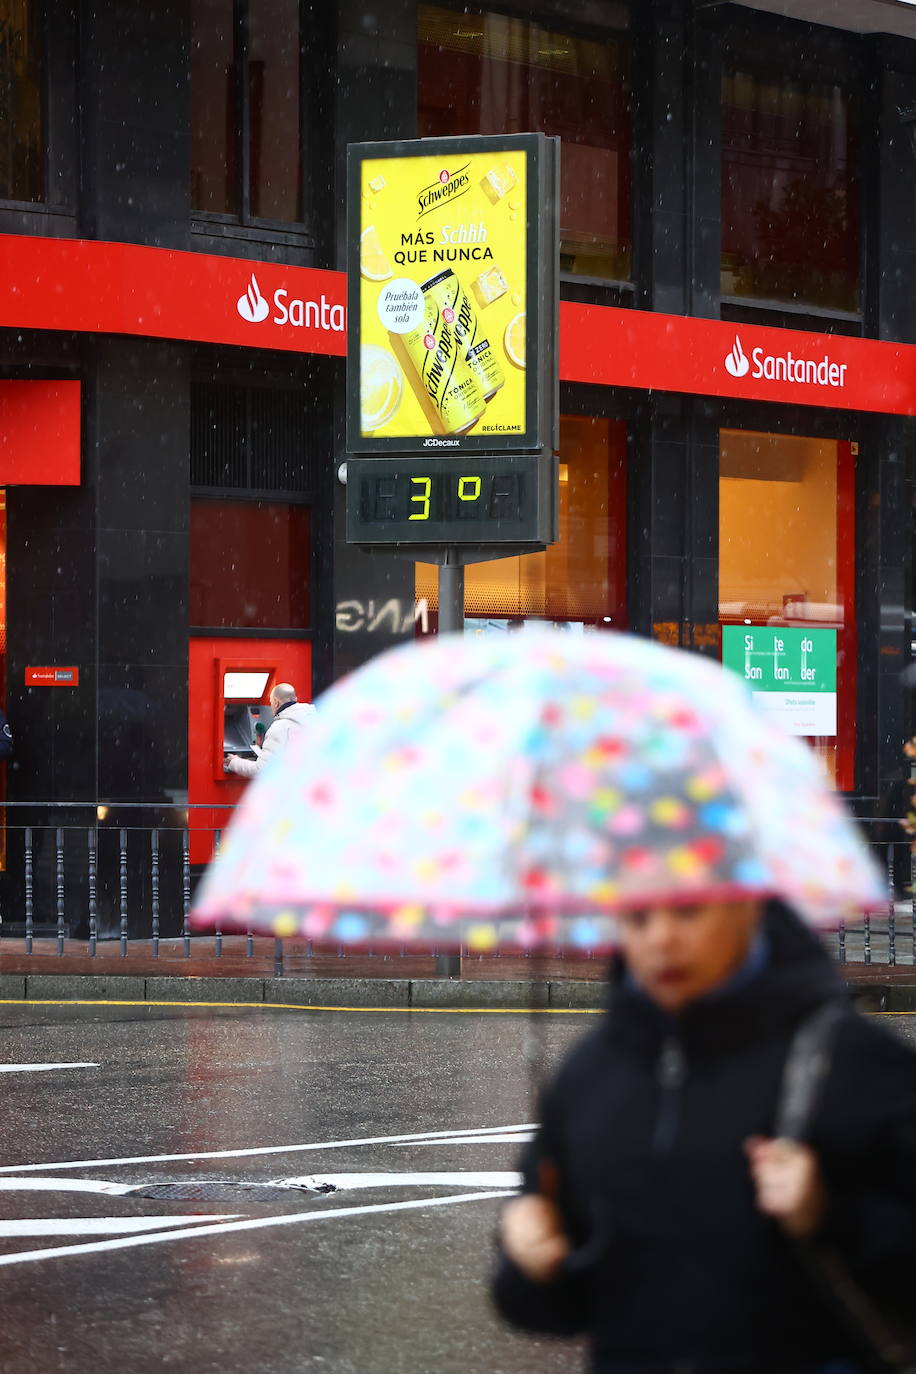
191, 629, 883, 954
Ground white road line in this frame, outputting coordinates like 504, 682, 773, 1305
390, 1134, 533, 1147
0, 1179, 135, 1195
285, 1172, 522, 1191
0, 1062, 99, 1073
0, 1122, 536, 1175
0, 1189, 514, 1268
0, 1215, 239, 1237
0, 1172, 523, 1197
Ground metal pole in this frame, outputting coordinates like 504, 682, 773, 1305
437, 552, 462, 978
438, 551, 464, 636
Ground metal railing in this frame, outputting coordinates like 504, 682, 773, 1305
0, 803, 912, 969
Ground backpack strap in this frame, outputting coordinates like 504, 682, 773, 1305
776, 999, 916, 1374
775, 999, 848, 1143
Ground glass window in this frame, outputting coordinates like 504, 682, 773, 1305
191, 0, 238, 215
0, 0, 44, 202
191, 0, 303, 223
721, 69, 859, 313
718, 430, 856, 789
418, 4, 631, 282
416, 415, 627, 629
190, 500, 311, 629
248, 0, 301, 221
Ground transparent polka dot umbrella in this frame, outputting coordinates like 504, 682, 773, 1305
191, 628, 884, 956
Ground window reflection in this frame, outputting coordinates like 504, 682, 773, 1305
0, 0, 43, 202
417, 415, 627, 628
191, 0, 303, 223
718, 430, 856, 789
190, 500, 311, 629
191, 0, 237, 215
721, 70, 859, 313
418, 4, 631, 282
248, 0, 301, 221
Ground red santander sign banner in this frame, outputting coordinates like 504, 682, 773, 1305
560, 302, 916, 417
4, 235, 916, 416
0, 235, 347, 358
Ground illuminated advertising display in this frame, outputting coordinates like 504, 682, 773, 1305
346, 134, 558, 458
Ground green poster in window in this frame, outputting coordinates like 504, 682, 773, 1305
721, 626, 837, 737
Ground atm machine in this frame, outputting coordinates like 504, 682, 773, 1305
221, 671, 275, 772
188, 637, 313, 863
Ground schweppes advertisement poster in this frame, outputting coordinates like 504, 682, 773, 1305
346, 134, 557, 456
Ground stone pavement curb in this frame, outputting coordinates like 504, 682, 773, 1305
1, 971, 912, 1012
5, 972, 602, 1009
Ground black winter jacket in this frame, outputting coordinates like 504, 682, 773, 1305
492, 903, 916, 1373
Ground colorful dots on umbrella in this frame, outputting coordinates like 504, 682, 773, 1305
691, 837, 725, 865
303, 908, 335, 937
685, 773, 720, 803
570, 919, 602, 949
699, 801, 749, 836
272, 910, 300, 938
616, 762, 654, 791
650, 797, 691, 829
569, 696, 597, 720
391, 904, 424, 932
466, 923, 498, 952
589, 787, 623, 820
335, 913, 370, 943
621, 846, 653, 872
731, 857, 771, 888
530, 784, 558, 815
609, 805, 644, 836
588, 879, 620, 904
667, 846, 706, 878
413, 857, 441, 882
557, 763, 599, 800
591, 736, 626, 761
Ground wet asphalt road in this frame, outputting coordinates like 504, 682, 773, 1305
0, 1001, 913, 1374
0, 1000, 590, 1374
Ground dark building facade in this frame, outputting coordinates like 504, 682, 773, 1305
1, 0, 916, 929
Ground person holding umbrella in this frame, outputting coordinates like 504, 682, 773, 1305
191, 629, 912, 1369
493, 893, 916, 1373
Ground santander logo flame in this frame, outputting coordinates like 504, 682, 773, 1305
237, 273, 270, 323
725, 335, 749, 378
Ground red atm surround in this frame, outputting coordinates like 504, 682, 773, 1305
188, 636, 313, 864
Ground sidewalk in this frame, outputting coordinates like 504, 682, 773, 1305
1, 935, 914, 1011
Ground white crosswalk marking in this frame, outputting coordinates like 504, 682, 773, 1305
0, 1121, 536, 1174
0, 1190, 514, 1269
0, 1215, 238, 1237
0, 1062, 99, 1073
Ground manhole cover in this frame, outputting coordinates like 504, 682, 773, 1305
129, 1181, 335, 1202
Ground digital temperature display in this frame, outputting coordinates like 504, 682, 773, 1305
346, 454, 556, 548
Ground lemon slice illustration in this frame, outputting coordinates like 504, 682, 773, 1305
504, 311, 526, 369
360, 345, 403, 431
360, 225, 393, 282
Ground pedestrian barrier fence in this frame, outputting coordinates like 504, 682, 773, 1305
0, 803, 911, 969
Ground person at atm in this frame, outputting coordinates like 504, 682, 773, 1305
224, 683, 315, 780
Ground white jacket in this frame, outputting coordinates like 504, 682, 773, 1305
226, 701, 316, 779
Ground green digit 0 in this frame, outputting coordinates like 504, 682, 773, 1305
458, 476, 482, 502
408, 475, 431, 520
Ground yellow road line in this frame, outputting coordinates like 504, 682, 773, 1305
1, 998, 910, 1017
0, 998, 598, 1016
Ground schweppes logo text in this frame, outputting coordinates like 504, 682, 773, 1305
417, 164, 471, 218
